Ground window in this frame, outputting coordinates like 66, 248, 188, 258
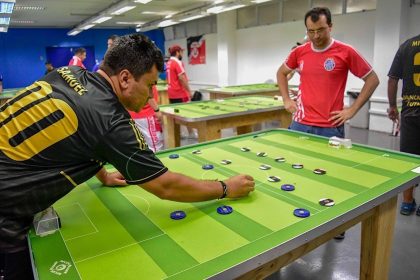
282, 0, 309, 22
312, 0, 343, 14
258, 2, 281, 26
346, 0, 377, 13
238, 6, 257, 28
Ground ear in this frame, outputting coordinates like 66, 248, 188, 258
118, 69, 132, 90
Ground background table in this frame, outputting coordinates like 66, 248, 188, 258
204, 83, 298, 100
29, 129, 420, 280
156, 81, 169, 105
0, 87, 24, 105
160, 96, 291, 148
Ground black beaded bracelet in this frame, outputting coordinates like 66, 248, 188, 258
154, 108, 160, 112
218, 180, 228, 199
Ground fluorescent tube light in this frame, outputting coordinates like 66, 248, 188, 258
67, 29, 81, 36
81, 24, 95, 30
134, 0, 153, 3
215, 4, 245, 13
111, 5, 136, 15
92, 16, 112, 24
0, 17, 10, 24
0, 1, 14, 13
251, 0, 272, 3
158, 20, 177, 27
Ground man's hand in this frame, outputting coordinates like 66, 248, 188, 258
329, 107, 356, 126
155, 111, 163, 123
387, 106, 399, 122
224, 174, 255, 198
284, 98, 298, 114
96, 168, 127, 187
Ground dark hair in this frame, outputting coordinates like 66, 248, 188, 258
75, 47, 86, 55
108, 34, 119, 41
45, 61, 52, 65
100, 34, 164, 79
304, 7, 332, 27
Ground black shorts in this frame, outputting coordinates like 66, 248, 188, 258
400, 115, 420, 155
169, 98, 184, 104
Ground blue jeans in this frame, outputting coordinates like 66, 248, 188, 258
289, 121, 345, 138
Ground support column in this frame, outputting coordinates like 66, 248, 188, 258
369, 0, 408, 132
217, 11, 237, 87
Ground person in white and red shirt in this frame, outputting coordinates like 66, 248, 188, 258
129, 85, 164, 152
68, 47, 87, 69
277, 7, 379, 139
276, 7, 379, 240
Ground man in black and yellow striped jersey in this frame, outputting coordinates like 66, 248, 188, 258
0, 34, 255, 280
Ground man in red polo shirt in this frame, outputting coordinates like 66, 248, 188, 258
166, 45, 192, 103
277, 7, 379, 240
68, 48, 87, 69
166, 44, 196, 138
277, 7, 379, 139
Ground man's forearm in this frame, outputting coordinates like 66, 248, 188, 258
387, 77, 399, 107
350, 71, 379, 113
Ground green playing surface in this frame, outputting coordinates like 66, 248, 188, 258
160, 96, 283, 119
29, 129, 420, 280
206, 83, 278, 93
0, 87, 24, 100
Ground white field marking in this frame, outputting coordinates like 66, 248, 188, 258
74, 233, 166, 264
58, 230, 83, 279
165, 217, 304, 279
120, 193, 151, 215
55, 203, 99, 241
258, 184, 319, 212
412, 166, 420, 174
351, 153, 389, 168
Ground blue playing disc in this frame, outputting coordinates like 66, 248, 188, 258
281, 184, 295, 191
293, 208, 310, 218
169, 154, 179, 159
202, 164, 214, 170
170, 210, 186, 220
217, 205, 233, 215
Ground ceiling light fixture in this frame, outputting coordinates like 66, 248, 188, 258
13, 5, 45, 11
158, 19, 177, 27
0, 17, 10, 24
133, 0, 153, 3
0, 0, 15, 13
92, 16, 112, 24
110, 5, 136, 15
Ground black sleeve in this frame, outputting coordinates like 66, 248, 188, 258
95, 118, 168, 184
388, 45, 404, 79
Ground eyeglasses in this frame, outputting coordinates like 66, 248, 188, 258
306, 27, 328, 36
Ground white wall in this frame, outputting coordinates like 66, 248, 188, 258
407, 3, 420, 40
165, 34, 219, 88
235, 11, 376, 89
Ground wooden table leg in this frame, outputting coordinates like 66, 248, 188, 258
237, 125, 253, 135
279, 110, 292, 128
196, 122, 222, 143
164, 117, 181, 148
360, 196, 397, 280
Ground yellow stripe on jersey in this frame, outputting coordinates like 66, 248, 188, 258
0, 81, 79, 161
129, 119, 147, 150
60, 171, 78, 187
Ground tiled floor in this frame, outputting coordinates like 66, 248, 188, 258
174, 124, 419, 280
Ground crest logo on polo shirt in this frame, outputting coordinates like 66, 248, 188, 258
324, 58, 335, 71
